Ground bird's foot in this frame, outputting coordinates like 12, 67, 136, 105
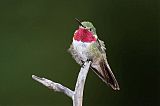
87, 59, 92, 62
81, 59, 92, 68
81, 61, 85, 68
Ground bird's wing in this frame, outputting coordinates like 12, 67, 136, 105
97, 39, 106, 53
90, 39, 120, 90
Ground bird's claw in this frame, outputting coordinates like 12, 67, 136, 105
87, 59, 92, 62
81, 59, 92, 68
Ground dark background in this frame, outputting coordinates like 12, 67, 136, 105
0, 0, 158, 106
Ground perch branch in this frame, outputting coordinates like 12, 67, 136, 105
32, 75, 74, 98
32, 61, 91, 106
73, 61, 91, 106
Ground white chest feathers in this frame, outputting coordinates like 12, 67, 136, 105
72, 39, 92, 61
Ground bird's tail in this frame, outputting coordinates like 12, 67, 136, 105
91, 60, 120, 90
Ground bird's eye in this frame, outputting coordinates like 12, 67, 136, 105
89, 28, 92, 31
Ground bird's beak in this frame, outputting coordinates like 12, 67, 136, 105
75, 18, 85, 28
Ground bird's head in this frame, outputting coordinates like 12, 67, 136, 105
73, 18, 97, 42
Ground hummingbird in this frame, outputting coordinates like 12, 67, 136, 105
68, 18, 120, 90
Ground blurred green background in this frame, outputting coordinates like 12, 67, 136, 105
0, 0, 158, 106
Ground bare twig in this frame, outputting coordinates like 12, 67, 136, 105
32, 61, 91, 106
32, 75, 74, 98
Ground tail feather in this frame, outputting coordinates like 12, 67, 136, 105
91, 60, 120, 90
